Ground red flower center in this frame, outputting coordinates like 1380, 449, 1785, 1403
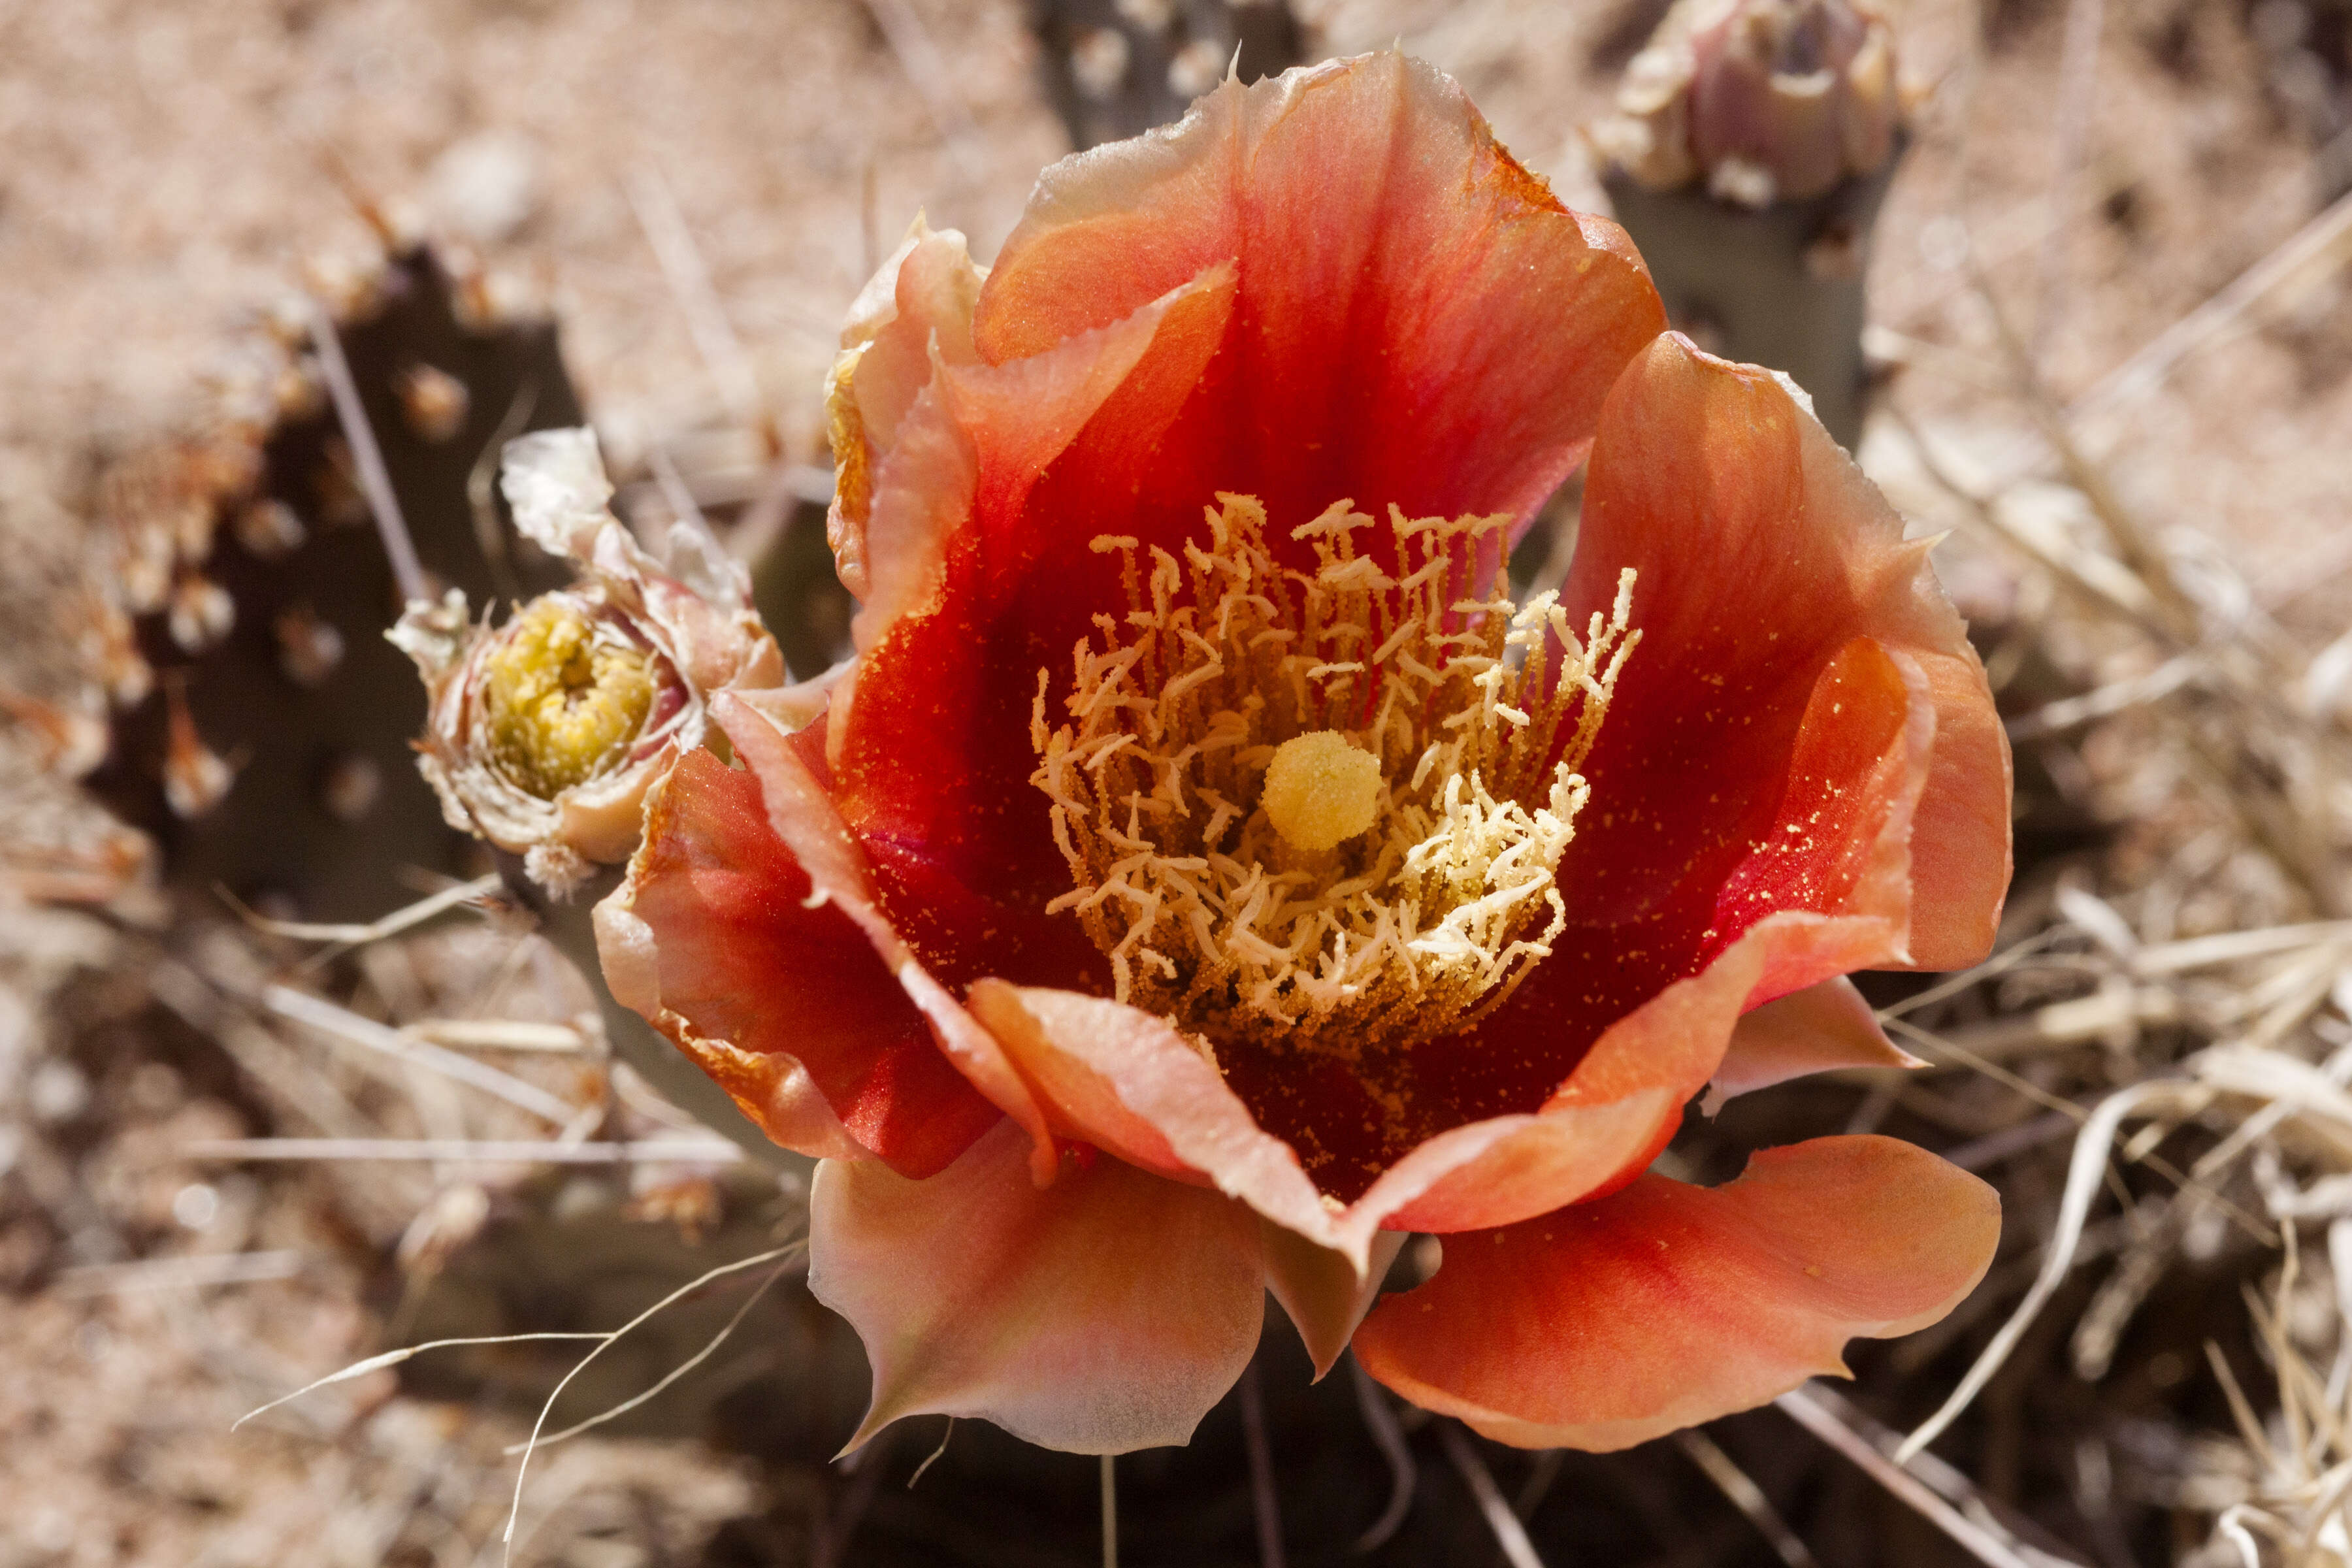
1030, 493, 1639, 1061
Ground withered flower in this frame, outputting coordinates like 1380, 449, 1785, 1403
391, 429, 784, 894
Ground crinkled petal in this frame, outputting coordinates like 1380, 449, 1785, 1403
500, 427, 617, 561
1789, 404, 2012, 970
976, 50, 1665, 547
811, 1120, 1266, 1455
970, 976, 1671, 1256
1706, 976, 1921, 1113
1352, 1135, 2000, 1451
710, 692, 1062, 1182
851, 265, 1233, 660
826, 219, 985, 597
967, 981, 1322, 1209
1554, 333, 2008, 975
593, 747, 996, 1176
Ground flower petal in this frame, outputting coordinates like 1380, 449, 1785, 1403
826, 265, 1239, 912
852, 264, 1236, 660
1789, 406, 2012, 969
1352, 1135, 2001, 1451
1707, 976, 1921, 1112
826, 219, 985, 598
593, 746, 995, 1176
1556, 333, 2008, 975
967, 978, 1672, 1261
710, 691, 1062, 1183
966, 979, 1335, 1235
977, 50, 1665, 546
1262, 1224, 1409, 1380
811, 1120, 1267, 1454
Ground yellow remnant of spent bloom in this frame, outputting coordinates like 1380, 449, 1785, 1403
481, 599, 657, 798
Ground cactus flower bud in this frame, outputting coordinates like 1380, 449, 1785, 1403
391, 429, 785, 895
1595, 0, 1904, 208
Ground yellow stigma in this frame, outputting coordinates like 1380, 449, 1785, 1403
1263, 731, 1380, 853
481, 598, 658, 798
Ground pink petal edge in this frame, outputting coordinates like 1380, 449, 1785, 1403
811, 1120, 1267, 1454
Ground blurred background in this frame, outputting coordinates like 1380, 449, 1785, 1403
2, 0, 2351, 1563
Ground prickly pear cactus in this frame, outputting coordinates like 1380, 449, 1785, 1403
1593, 0, 1910, 449
82, 243, 586, 922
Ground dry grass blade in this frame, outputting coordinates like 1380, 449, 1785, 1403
856, 0, 986, 178
221, 872, 503, 951
1437, 1423, 1546, 1568
182, 1137, 740, 1164
500, 1240, 808, 1563
1101, 1452, 1119, 1568
2070, 184, 2352, 430
2006, 655, 2201, 742
1902, 1077, 2191, 1461
2033, 0, 2104, 342
1347, 1354, 1417, 1554
406, 1020, 584, 1053
907, 1419, 954, 1490
261, 983, 575, 1123
1239, 1358, 1286, 1568
1778, 1387, 2085, 1567
54, 1249, 305, 1298
232, 1331, 609, 1431
308, 302, 426, 605
500, 1251, 801, 1453
625, 166, 766, 440
1676, 1429, 1820, 1568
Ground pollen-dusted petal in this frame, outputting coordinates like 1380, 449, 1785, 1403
826, 265, 1239, 916
966, 980, 1348, 1252
599, 747, 999, 1177
968, 979, 1670, 1266
1213, 634, 1937, 1215
813, 1119, 1266, 1455
1789, 399, 2012, 970
710, 693, 1066, 1184
854, 266, 1233, 661
1352, 1135, 2001, 1452
1557, 332, 2009, 977
1708, 975, 1921, 1110
1262, 730, 1382, 853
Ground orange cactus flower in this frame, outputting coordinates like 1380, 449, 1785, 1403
595, 51, 2012, 1455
